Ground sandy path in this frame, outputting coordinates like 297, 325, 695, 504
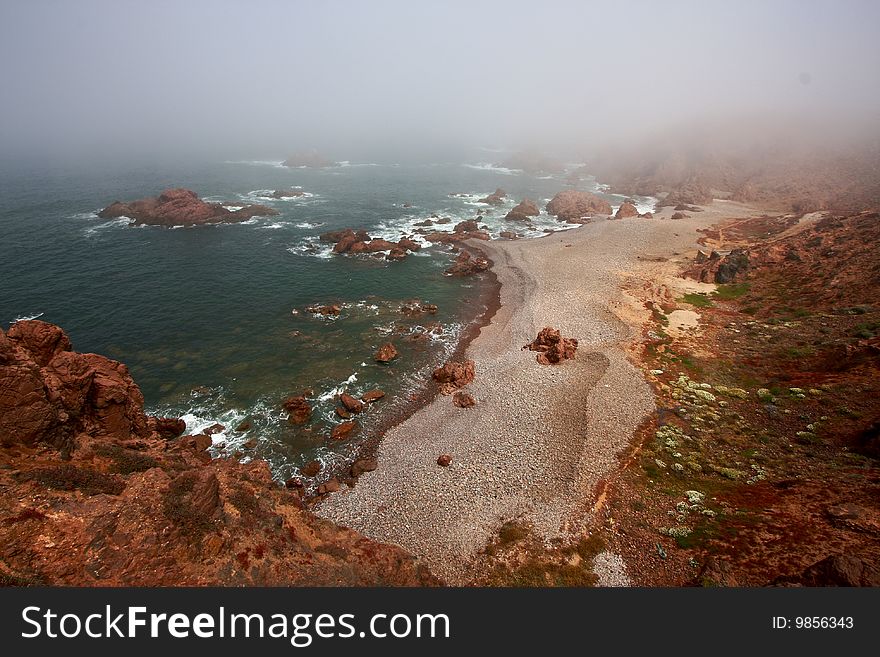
318, 200, 765, 584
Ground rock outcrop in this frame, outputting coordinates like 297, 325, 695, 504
283, 395, 313, 424
282, 150, 334, 168
0, 321, 437, 586
321, 228, 421, 261
546, 190, 613, 222
271, 189, 306, 199
98, 188, 278, 227
445, 250, 490, 276
523, 327, 578, 365
478, 188, 506, 205
431, 360, 475, 394
505, 198, 540, 221
689, 249, 750, 284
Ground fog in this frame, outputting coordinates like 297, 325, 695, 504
1, 0, 879, 165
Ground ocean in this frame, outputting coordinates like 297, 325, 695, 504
0, 156, 653, 482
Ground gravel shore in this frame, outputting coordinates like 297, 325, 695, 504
318, 200, 762, 584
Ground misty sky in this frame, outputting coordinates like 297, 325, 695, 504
1, 0, 878, 163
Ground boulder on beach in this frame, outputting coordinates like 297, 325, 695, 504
453, 391, 476, 408
432, 359, 475, 394
546, 190, 612, 222
437, 454, 453, 467
375, 343, 398, 363
614, 201, 639, 219
523, 327, 578, 365
351, 457, 378, 478
505, 198, 540, 221
98, 188, 279, 227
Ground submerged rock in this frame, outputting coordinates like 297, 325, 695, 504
283, 395, 312, 424
445, 250, 490, 276
375, 343, 398, 363
361, 389, 386, 403
340, 393, 364, 414
331, 420, 359, 440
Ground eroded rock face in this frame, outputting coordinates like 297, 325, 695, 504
546, 190, 613, 221
0, 321, 437, 586
98, 188, 278, 227
1, 320, 149, 449
689, 249, 750, 284
505, 198, 540, 221
432, 360, 475, 394
523, 327, 578, 365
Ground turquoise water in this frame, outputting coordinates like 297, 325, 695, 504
0, 157, 651, 481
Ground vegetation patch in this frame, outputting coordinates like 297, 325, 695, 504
22, 465, 126, 496
680, 293, 714, 308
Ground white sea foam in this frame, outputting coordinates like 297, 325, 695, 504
241, 189, 317, 203
316, 372, 358, 403
83, 217, 133, 236
287, 237, 333, 259
71, 210, 100, 220
295, 221, 325, 229
336, 161, 380, 168
222, 159, 285, 168
11, 312, 44, 322
461, 162, 522, 175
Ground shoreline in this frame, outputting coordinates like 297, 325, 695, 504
313, 243, 504, 494
317, 200, 770, 584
